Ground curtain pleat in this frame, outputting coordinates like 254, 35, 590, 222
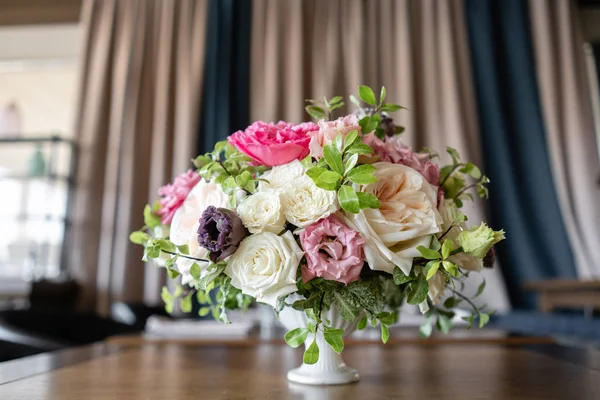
465, 0, 577, 308
528, 0, 600, 278
250, 0, 510, 311
198, 0, 252, 153
67, 0, 208, 314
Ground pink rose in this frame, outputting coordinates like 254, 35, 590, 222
157, 170, 202, 225
309, 115, 362, 158
228, 121, 318, 167
300, 215, 365, 285
363, 133, 440, 186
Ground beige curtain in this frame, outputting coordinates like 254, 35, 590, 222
66, 0, 208, 315
251, 0, 510, 311
529, 0, 600, 278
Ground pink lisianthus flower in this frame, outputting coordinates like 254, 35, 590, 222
309, 115, 362, 158
228, 121, 318, 167
363, 133, 440, 187
300, 215, 365, 285
156, 169, 202, 225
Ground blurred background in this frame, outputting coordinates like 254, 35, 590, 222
0, 0, 599, 361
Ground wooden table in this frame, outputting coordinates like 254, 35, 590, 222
524, 279, 600, 314
1, 339, 599, 399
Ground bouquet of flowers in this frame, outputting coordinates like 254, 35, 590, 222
130, 86, 504, 364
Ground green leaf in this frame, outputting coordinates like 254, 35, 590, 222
167, 268, 180, 279
346, 173, 378, 185
199, 306, 211, 317
419, 321, 433, 338
320, 170, 342, 184
337, 185, 360, 214
177, 244, 190, 255
143, 204, 162, 229
407, 274, 429, 305
417, 245, 441, 260
441, 239, 454, 259
306, 105, 327, 120
357, 315, 368, 330
447, 147, 462, 164
284, 328, 310, 348
324, 329, 345, 354
346, 143, 374, 155
300, 155, 313, 169
393, 268, 415, 285
379, 86, 386, 104
155, 238, 176, 253
378, 311, 396, 326
381, 324, 390, 344
425, 261, 440, 280
307, 322, 316, 333
323, 145, 344, 175
179, 291, 193, 313
344, 153, 359, 174
356, 192, 380, 209
430, 236, 441, 252
349, 94, 361, 108
438, 314, 453, 334
475, 280, 486, 298
344, 130, 359, 151
346, 164, 375, 178
306, 166, 328, 181
462, 314, 475, 329
442, 260, 459, 277
329, 96, 344, 105
190, 263, 201, 280
380, 103, 405, 112
333, 291, 359, 321
359, 114, 381, 134
479, 312, 490, 328
334, 134, 344, 152
129, 231, 149, 245
358, 85, 377, 105
443, 297, 462, 309
303, 339, 320, 364
460, 162, 482, 179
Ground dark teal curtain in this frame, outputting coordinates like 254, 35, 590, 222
198, 0, 252, 154
465, 0, 577, 308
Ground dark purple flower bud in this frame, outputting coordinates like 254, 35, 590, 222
483, 247, 496, 268
197, 206, 247, 263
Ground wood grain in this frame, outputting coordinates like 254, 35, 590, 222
1, 343, 599, 399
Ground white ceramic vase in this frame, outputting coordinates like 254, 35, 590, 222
278, 294, 360, 385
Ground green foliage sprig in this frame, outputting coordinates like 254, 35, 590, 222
440, 147, 490, 207
304, 132, 380, 214
351, 85, 406, 139
305, 96, 345, 120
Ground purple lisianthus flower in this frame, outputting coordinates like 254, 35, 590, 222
197, 206, 247, 263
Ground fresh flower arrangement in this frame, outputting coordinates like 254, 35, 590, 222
131, 86, 504, 363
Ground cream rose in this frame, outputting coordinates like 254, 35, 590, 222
257, 160, 305, 193
237, 191, 286, 234
438, 199, 483, 272
343, 162, 442, 275
170, 180, 230, 283
280, 174, 338, 228
224, 231, 303, 307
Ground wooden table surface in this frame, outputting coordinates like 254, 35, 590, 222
0, 340, 599, 400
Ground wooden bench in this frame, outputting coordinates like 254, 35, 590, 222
524, 279, 600, 316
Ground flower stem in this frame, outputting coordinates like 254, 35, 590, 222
162, 250, 209, 263
449, 287, 481, 318
439, 164, 463, 187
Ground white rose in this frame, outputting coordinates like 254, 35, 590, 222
343, 162, 442, 275
257, 160, 305, 193
237, 192, 286, 234
438, 199, 482, 272
224, 231, 303, 307
280, 174, 337, 228
170, 180, 230, 283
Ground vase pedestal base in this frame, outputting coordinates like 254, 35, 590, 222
287, 362, 359, 385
